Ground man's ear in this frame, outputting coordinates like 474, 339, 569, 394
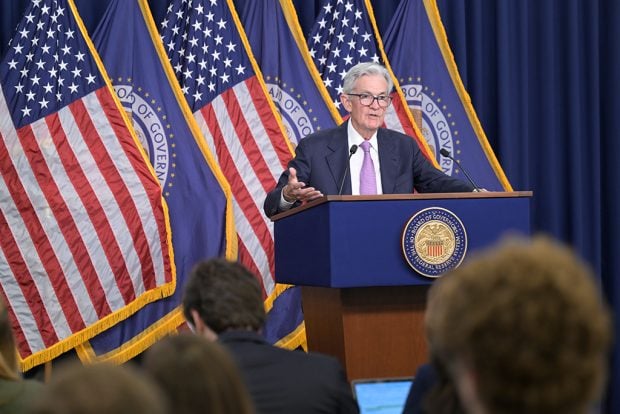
340, 94, 353, 112
452, 360, 486, 414
190, 309, 205, 332
190, 309, 218, 341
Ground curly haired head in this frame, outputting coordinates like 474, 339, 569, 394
426, 236, 612, 414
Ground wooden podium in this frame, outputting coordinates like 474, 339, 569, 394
272, 192, 532, 380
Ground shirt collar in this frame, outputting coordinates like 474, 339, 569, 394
218, 330, 266, 345
347, 120, 378, 150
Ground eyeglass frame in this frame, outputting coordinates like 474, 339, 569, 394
345, 93, 392, 108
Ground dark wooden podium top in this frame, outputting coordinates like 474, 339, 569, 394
271, 191, 533, 221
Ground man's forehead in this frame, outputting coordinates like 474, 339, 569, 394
353, 73, 389, 92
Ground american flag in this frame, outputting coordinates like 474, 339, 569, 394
307, 0, 436, 162
0, 0, 174, 369
161, 0, 292, 295
73, 0, 233, 364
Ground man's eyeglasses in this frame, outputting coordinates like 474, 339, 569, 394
346, 93, 392, 108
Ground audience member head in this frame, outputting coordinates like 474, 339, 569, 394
183, 258, 265, 338
28, 362, 167, 414
0, 297, 18, 380
426, 236, 612, 414
143, 333, 254, 414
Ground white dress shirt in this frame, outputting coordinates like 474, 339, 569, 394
347, 121, 382, 195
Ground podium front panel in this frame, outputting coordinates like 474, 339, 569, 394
274, 195, 530, 287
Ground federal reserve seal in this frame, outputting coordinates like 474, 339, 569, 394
401, 207, 467, 278
265, 77, 321, 145
113, 81, 176, 197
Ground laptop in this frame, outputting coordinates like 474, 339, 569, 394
351, 377, 414, 414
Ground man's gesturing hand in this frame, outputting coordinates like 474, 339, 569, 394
282, 167, 323, 203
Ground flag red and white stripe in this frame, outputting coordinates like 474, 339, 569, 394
194, 78, 291, 294
0, 0, 173, 369
161, 0, 292, 296
0, 87, 173, 365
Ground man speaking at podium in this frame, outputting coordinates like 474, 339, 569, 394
264, 62, 474, 218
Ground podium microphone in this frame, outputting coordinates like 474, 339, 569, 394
338, 145, 358, 195
439, 148, 481, 191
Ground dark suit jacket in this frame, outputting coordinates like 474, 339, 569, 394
264, 123, 474, 217
219, 330, 359, 414
403, 363, 438, 414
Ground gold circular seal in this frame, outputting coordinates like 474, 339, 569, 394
414, 220, 455, 265
402, 207, 467, 278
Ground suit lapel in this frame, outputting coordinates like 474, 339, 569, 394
377, 129, 399, 194
326, 124, 351, 194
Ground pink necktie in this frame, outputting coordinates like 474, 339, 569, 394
359, 141, 377, 195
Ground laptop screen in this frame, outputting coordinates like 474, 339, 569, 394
352, 377, 414, 414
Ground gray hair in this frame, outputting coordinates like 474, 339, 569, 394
341, 62, 393, 94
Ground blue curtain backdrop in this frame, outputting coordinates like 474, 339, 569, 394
2, 1, 619, 412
